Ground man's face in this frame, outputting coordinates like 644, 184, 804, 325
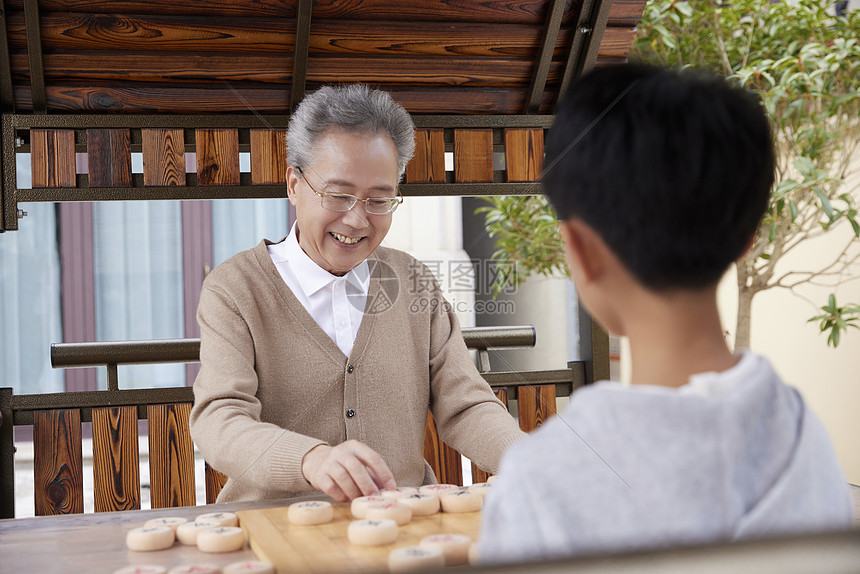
287, 129, 400, 276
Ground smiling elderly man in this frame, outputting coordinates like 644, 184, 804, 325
190, 84, 524, 503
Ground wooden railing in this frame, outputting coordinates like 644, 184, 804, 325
0, 325, 590, 518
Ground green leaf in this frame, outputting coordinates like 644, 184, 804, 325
676, 1, 693, 17
814, 187, 834, 220
774, 179, 800, 195
793, 156, 816, 177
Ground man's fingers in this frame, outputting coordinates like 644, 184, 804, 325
348, 441, 396, 490
366, 466, 396, 491
340, 456, 383, 497
330, 462, 363, 500
319, 475, 349, 503
302, 440, 395, 500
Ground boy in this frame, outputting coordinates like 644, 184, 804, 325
478, 64, 854, 563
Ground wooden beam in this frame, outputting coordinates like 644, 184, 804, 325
524, 0, 566, 114
22, 0, 46, 113
578, 0, 614, 76
556, 0, 614, 108
290, 0, 312, 111
0, 6, 15, 112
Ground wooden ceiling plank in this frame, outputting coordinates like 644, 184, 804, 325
4, 0, 299, 18
524, 0, 566, 114
305, 56, 562, 88
13, 83, 549, 115
11, 53, 294, 84
289, 0, 312, 111
308, 20, 557, 58
607, 0, 649, 27
597, 26, 639, 59
5, 13, 295, 52
310, 0, 549, 25
22, 0, 46, 113
6, 13, 584, 59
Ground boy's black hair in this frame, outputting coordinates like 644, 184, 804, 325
542, 64, 775, 291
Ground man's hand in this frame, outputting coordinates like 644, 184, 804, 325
301, 440, 396, 502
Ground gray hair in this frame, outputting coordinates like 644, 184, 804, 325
287, 84, 415, 180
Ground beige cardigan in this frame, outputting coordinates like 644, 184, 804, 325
190, 240, 524, 502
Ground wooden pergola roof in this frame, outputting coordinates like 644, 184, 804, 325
0, 0, 646, 115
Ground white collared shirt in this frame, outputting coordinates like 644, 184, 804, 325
267, 223, 369, 357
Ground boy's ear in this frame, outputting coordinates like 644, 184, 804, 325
558, 218, 604, 284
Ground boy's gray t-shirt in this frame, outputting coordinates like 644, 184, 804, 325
478, 351, 854, 564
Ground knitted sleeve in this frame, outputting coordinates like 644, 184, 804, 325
189, 270, 327, 496
425, 278, 525, 474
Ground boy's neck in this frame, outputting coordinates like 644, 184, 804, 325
624, 285, 737, 389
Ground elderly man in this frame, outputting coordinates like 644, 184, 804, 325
190, 84, 524, 503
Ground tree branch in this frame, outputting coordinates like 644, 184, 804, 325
775, 243, 860, 288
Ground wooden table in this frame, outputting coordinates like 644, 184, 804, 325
0, 497, 483, 574
0, 499, 286, 573
5, 496, 857, 574
238, 503, 481, 573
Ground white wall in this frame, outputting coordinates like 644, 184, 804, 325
383, 195, 477, 328
718, 163, 860, 485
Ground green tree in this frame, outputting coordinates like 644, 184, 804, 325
480, 0, 860, 349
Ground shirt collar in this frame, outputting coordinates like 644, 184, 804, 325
282, 222, 370, 298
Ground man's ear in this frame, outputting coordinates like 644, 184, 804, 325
286, 165, 300, 206
558, 218, 606, 284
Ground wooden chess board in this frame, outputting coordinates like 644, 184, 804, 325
236, 502, 482, 573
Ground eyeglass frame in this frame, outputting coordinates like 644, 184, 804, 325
295, 166, 404, 215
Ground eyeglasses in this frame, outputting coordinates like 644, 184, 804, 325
296, 166, 403, 215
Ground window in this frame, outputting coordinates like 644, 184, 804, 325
1, 154, 291, 394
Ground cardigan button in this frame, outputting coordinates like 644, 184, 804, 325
346, 409, 356, 418
346, 364, 354, 374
